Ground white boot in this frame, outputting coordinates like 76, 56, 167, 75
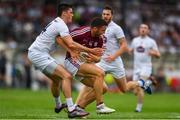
96, 103, 115, 114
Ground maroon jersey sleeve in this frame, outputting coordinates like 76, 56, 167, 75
70, 26, 90, 45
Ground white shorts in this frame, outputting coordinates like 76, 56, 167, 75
64, 58, 84, 76
96, 59, 125, 79
28, 50, 58, 74
133, 65, 152, 81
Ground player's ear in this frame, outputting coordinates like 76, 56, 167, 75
91, 27, 98, 32
61, 11, 67, 17
94, 27, 98, 31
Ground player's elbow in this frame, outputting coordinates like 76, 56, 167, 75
121, 42, 128, 51
156, 53, 161, 58
156, 52, 161, 58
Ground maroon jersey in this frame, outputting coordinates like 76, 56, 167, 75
66, 26, 106, 59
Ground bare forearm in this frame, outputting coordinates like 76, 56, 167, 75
113, 42, 128, 58
113, 38, 128, 58
151, 50, 161, 58
62, 36, 92, 52
56, 36, 72, 53
72, 42, 91, 52
113, 48, 126, 58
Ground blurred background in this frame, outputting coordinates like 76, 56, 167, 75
0, 0, 180, 93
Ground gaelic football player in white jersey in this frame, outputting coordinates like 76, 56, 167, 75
28, 3, 103, 118
75, 6, 150, 113
129, 24, 160, 112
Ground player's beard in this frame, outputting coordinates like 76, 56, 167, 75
67, 17, 72, 23
104, 18, 112, 24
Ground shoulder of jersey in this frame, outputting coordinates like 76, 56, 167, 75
53, 18, 67, 27
133, 36, 139, 41
70, 26, 90, 37
147, 36, 156, 42
111, 22, 122, 28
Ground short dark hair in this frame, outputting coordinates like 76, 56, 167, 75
57, 3, 72, 16
91, 17, 108, 27
103, 5, 113, 15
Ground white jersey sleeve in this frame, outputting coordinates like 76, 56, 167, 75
28, 17, 70, 53
56, 23, 69, 37
114, 25, 125, 40
151, 40, 159, 51
103, 21, 126, 57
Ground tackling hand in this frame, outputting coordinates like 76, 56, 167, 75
89, 48, 105, 56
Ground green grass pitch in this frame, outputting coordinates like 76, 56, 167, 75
0, 89, 180, 119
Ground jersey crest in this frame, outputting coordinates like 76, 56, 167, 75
136, 46, 145, 53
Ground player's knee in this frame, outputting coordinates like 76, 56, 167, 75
96, 69, 105, 77
63, 72, 72, 81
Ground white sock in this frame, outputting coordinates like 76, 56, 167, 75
66, 98, 75, 112
55, 96, 62, 108
96, 103, 104, 109
137, 79, 144, 87
136, 103, 143, 112
74, 103, 77, 107
146, 80, 152, 86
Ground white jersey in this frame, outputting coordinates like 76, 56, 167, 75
131, 36, 159, 67
96, 21, 126, 79
28, 17, 70, 53
102, 21, 125, 61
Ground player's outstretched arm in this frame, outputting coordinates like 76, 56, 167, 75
72, 41, 104, 56
56, 36, 72, 52
56, 36, 79, 60
57, 35, 104, 56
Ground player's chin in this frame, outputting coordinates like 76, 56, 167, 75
68, 19, 72, 23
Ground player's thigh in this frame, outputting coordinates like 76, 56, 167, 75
44, 63, 72, 82
133, 72, 140, 81
28, 51, 71, 82
77, 63, 105, 77
110, 62, 126, 80
140, 66, 152, 80
53, 64, 72, 79
28, 51, 54, 72
64, 58, 82, 76
132, 67, 141, 81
